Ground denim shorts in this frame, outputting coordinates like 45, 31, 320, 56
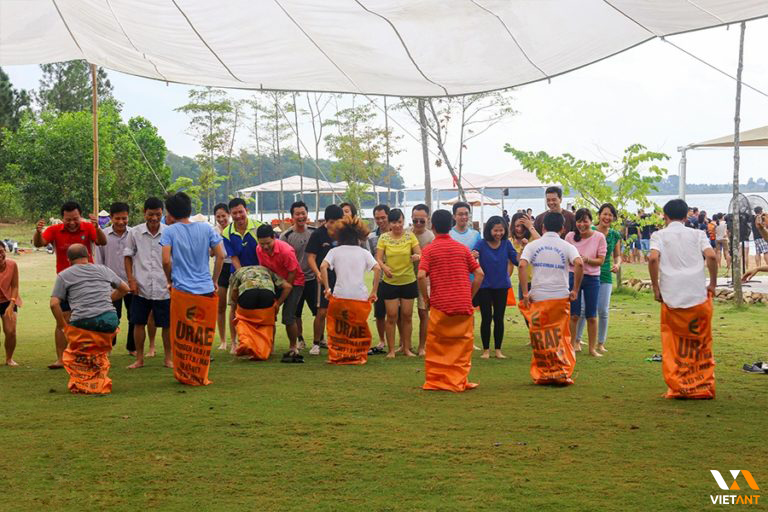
569, 273, 600, 318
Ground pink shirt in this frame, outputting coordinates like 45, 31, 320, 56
256, 239, 306, 286
565, 231, 607, 276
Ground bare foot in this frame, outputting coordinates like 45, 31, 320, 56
164, 360, 174, 369
589, 350, 603, 357
573, 344, 582, 352
218, 343, 227, 351
375, 343, 386, 350
495, 351, 507, 359
147, 350, 156, 358
6, 359, 19, 366
598, 345, 608, 353
473, 345, 482, 351
386, 352, 396, 359
127, 360, 144, 369
128, 351, 137, 357
394, 346, 405, 354
404, 351, 417, 357
229, 345, 238, 355
47, 361, 64, 369
480, 350, 490, 359
418, 349, 426, 357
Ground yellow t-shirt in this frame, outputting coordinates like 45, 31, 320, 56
378, 231, 419, 285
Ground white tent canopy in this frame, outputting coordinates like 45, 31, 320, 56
442, 192, 500, 207
236, 175, 348, 196
2, 1, 766, 96
406, 170, 545, 191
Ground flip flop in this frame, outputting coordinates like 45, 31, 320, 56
47, 363, 64, 370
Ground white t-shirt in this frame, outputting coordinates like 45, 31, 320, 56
520, 232, 581, 301
324, 245, 378, 300
649, 221, 711, 309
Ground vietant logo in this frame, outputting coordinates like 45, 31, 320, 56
710, 470, 760, 505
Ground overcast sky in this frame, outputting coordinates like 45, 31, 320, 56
6, 18, 768, 188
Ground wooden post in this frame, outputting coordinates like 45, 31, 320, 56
90, 63, 99, 215
731, 22, 746, 305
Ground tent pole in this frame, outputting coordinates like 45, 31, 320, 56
677, 146, 687, 200
91, 64, 99, 215
480, 187, 486, 228
731, 21, 746, 305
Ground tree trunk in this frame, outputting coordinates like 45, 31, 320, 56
293, 93, 304, 202
426, 99, 465, 201
384, 96, 391, 204
226, 102, 239, 200
731, 21, 746, 305
418, 98, 432, 210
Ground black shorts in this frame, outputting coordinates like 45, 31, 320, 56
131, 296, 171, 328
297, 279, 319, 317
379, 281, 418, 301
0, 302, 17, 316
316, 273, 336, 310
238, 288, 275, 309
218, 262, 232, 288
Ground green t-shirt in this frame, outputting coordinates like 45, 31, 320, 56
599, 228, 622, 284
377, 231, 419, 286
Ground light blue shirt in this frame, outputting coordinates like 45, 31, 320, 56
450, 226, 481, 280
160, 222, 222, 295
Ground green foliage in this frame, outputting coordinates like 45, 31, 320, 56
175, 87, 233, 170
0, 67, 31, 131
0, 182, 24, 221
168, 176, 202, 212
35, 61, 114, 113
0, 104, 170, 220
505, 143, 669, 218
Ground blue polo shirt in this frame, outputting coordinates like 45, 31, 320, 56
223, 218, 261, 267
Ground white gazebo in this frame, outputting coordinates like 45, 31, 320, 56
442, 192, 500, 207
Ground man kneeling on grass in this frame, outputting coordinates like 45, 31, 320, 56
648, 199, 718, 399
50, 244, 130, 393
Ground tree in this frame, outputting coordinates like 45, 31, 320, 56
325, 100, 384, 208
0, 67, 31, 131
36, 61, 113, 113
167, 176, 202, 213
0, 104, 169, 219
223, 99, 245, 199
306, 92, 334, 218
175, 87, 232, 211
257, 91, 291, 217
418, 98, 432, 209
400, 91, 515, 200
198, 167, 225, 214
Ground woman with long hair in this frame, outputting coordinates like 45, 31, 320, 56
473, 216, 518, 359
376, 208, 421, 358
565, 208, 607, 357
213, 203, 234, 351
574, 203, 621, 353
510, 212, 540, 300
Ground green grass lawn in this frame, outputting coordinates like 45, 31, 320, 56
1, 224, 767, 511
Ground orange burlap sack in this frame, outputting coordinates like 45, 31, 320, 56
506, 288, 517, 307
170, 288, 217, 386
326, 297, 372, 365
423, 309, 478, 392
660, 298, 715, 399
62, 325, 116, 394
519, 298, 575, 386
234, 304, 277, 361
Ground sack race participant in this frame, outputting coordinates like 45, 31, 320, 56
418, 209, 484, 392
649, 199, 718, 399
160, 192, 226, 386
50, 244, 130, 394
518, 299, 575, 385
169, 289, 218, 385
519, 211, 583, 386
230, 265, 291, 361
321, 215, 381, 365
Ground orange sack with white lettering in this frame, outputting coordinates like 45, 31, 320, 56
234, 305, 277, 361
170, 288, 218, 386
660, 298, 715, 399
62, 325, 115, 394
326, 297, 371, 365
518, 298, 575, 386
423, 309, 477, 392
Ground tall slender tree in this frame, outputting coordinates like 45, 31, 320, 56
36, 60, 113, 113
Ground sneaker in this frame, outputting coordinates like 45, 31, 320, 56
742, 362, 768, 374
309, 344, 321, 355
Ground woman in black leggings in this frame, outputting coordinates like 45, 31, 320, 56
472, 216, 518, 359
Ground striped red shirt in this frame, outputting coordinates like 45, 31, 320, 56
419, 234, 479, 315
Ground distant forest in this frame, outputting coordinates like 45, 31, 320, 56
166, 150, 405, 213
